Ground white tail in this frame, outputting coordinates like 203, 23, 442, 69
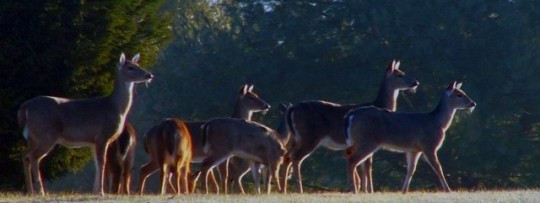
18, 53, 153, 196
281, 60, 419, 193
344, 81, 476, 193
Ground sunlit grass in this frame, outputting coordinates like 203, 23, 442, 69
1, 190, 539, 202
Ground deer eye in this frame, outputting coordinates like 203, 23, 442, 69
127, 66, 135, 71
457, 94, 464, 97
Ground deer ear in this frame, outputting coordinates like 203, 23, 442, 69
456, 82, 463, 90
386, 60, 396, 77
446, 81, 457, 96
119, 52, 126, 66
247, 84, 254, 92
395, 60, 401, 70
132, 53, 140, 63
240, 84, 249, 95
279, 103, 287, 111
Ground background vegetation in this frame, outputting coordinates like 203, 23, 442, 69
1, 0, 539, 192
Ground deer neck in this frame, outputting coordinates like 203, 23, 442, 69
372, 81, 398, 111
232, 100, 252, 121
109, 76, 135, 116
430, 95, 457, 132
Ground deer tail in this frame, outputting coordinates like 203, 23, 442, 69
162, 120, 178, 156
17, 103, 31, 140
344, 112, 353, 147
201, 123, 210, 154
285, 105, 296, 140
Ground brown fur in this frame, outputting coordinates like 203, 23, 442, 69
200, 118, 285, 194
281, 60, 419, 193
105, 122, 136, 194
18, 53, 152, 196
186, 84, 270, 193
345, 81, 476, 193
138, 118, 193, 195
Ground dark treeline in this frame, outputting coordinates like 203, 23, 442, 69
1, 0, 539, 192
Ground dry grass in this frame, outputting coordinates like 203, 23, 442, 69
1, 190, 539, 203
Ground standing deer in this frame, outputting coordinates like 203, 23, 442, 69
225, 103, 292, 194
141, 84, 271, 194
281, 60, 419, 193
198, 84, 270, 194
105, 122, 136, 194
139, 118, 192, 195
18, 53, 153, 196
344, 81, 476, 193
200, 118, 286, 194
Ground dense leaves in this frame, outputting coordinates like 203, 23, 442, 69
1, 0, 539, 193
133, 0, 540, 191
0, 0, 171, 191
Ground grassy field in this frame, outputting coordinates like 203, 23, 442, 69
1, 190, 539, 203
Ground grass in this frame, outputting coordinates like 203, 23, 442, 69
1, 190, 539, 203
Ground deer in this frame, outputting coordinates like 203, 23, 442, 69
193, 84, 271, 194
17, 53, 153, 196
139, 118, 192, 195
199, 118, 286, 194
104, 122, 136, 194
141, 84, 271, 194
224, 103, 293, 194
344, 81, 476, 193
281, 60, 419, 193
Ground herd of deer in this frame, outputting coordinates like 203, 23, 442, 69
17, 53, 476, 196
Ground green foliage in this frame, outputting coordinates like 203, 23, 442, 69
133, 0, 540, 192
0, 0, 171, 191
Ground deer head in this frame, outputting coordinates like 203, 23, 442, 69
385, 60, 420, 93
445, 81, 477, 113
118, 53, 154, 85
237, 84, 271, 114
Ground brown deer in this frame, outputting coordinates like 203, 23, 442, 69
105, 122, 136, 194
138, 118, 192, 195
200, 118, 286, 194
225, 103, 292, 194
344, 81, 476, 193
281, 60, 419, 193
142, 84, 271, 193
18, 53, 153, 196
188, 84, 270, 193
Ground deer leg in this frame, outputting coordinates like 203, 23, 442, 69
364, 157, 374, 193
23, 154, 34, 195
25, 141, 55, 196
250, 163, 261, 194
265, 167, 273, 194
423, 152, 451, 192
280, 155, 292, 193
138, 161, 159, 195
202, 154, 229, 194
272, 164, 281, 193
401, 151, 422, 193
182, 164, 190, 194
358, 163, 368, 193
122, 153, 134, 195
347, 144, 379, 194
289, 141, 318, 193
110, 164, 122, 194
121, 167, 132, 195
217, 158, 230, 194
160, 165, 171, 195
93, 142, 111, 196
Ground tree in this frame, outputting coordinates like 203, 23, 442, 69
134, 0, 540, 191
0, 0, 171, 191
